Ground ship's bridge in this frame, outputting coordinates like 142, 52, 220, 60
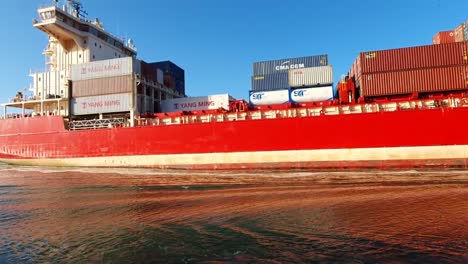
33, 6, 136, 55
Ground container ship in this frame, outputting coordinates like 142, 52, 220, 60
1, 1, 468, 170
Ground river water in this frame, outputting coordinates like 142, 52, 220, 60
0, 165, 466, 263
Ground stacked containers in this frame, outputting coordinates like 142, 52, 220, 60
140, 61, 165, 86
250, 55, 333, 105
288, 66, 334, 102
251, 55, 328, 91
150, 61, 185, 95
350, 41, 468, 98
70, 57, 140, 115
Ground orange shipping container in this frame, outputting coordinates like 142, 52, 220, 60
358, 65, 468, 97
433, 31, 455, 44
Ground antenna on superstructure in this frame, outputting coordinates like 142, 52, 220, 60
67, 0, 88, 19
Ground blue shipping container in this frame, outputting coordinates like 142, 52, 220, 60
252, 72, 289, 92
253, 55, 328, 76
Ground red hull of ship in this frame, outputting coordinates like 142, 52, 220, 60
1, 106, 468, 169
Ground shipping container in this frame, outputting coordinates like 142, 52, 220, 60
141, 61, 157, 82
454, 21, 468, 42
354, 41, 468, 76
164, 74, 176, 89
290, 86, 334, 103
71, 75, 134, 97
432, 31, 455, 44
253, 55, 328, 76
357, 65, 468, 97
288, 66, 333, 87
71, 57, 140, 81
454, 24, 464, 42
252, 72, 289, 91
465, 21, 468, 41
159, 94, 233, 113
71, 93, 132, 115
249, 89, 290, 106
150, 61, 185, 81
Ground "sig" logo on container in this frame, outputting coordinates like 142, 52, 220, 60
252, 93, 264, 100
293, 90, 306, 97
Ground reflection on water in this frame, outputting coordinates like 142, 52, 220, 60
0, 165, 467, 263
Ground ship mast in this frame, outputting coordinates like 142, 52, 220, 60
67, 0, 88, 20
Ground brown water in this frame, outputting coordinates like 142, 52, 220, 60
0, 165, 467, 263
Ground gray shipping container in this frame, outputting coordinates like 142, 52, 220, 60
252, 72, 289, 92
288, 66, 333, 88
464, 21, 468, 41
72, 75, 134, 97
253, 55, 328, 76
71, 93, 132, 115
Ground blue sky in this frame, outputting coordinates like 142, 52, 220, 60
0, 0, 467, 102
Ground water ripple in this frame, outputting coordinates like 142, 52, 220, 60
0, 167, 466, 263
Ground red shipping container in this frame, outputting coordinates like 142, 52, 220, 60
433, 31, 455, 44
355, 41, 468, 75
358, 65, 468, 97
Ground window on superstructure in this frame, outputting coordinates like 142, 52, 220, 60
79, 24, 89, 32
98, 31, 108, 42
89, 27, 98, 36
115, 42, 123, 49
56, 12, 64, 21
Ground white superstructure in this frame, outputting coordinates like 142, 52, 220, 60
2, 0, 183, 122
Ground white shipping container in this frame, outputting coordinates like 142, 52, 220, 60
288, 66, 333, 87
71, 57, 141, 81
159, 94, 233, 113
249, 90, 289, 106
290, 86, 334, 103
71, 93, 132, 115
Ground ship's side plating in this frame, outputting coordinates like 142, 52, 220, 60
2, 99, 468, 169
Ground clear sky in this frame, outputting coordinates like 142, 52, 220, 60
0, 0, 467, 102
